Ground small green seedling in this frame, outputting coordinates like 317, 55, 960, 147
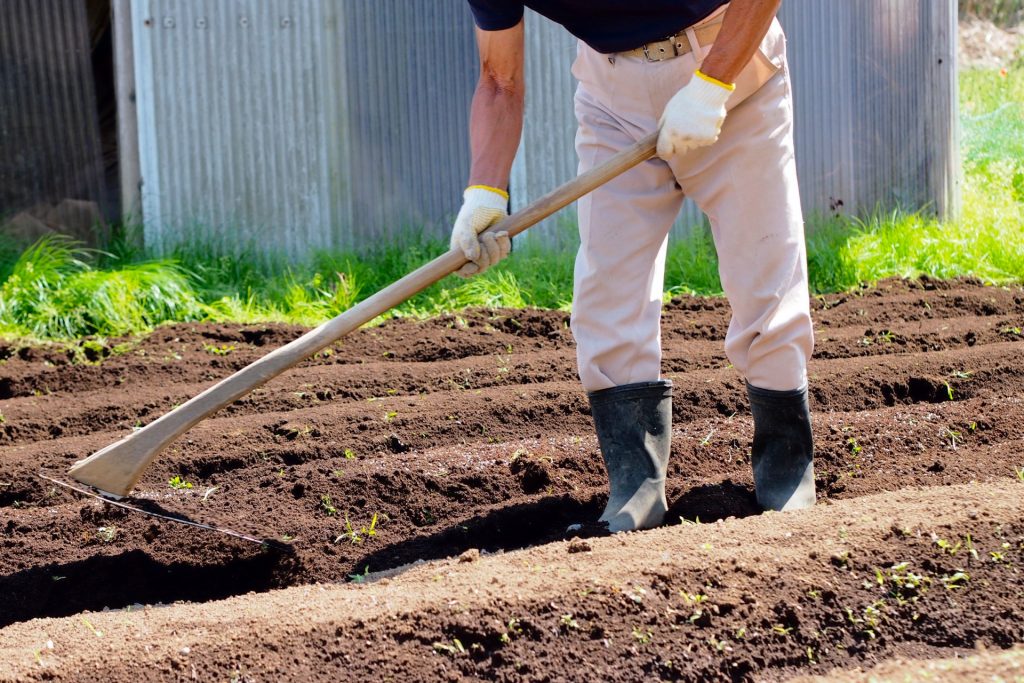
335, 512, 379, 544
935, 537, 962, 556
432, 639, 466, 656
383, 410, 398, 423
96, 526, 117, 543
1015, 466, 1024, 482
559, 614, 580, 631
320, 494, 338, 516
344, 448, 357, 460
500, 618, 523, 644
707, 635, 728, 652
347, 565, 370, 583
632, 626, 653, 645
940, 571, 970, 590
847, 600, 886, 639
168, 475, 193, 490
203, 343, 236, 356
80, 617, 103, 638
964, 534, 980, 561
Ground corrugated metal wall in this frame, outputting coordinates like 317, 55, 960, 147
132, 0, 477, 256
128, 0, 959, 256
781, 0, 960, 219
0, 0, 109, 220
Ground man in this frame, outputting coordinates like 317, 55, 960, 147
450, 1, 816, 533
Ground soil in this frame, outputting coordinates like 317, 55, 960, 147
793, 645, 1024, 682
1, 277, 1022, 681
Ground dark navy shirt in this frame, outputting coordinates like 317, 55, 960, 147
467, 0, 729, 53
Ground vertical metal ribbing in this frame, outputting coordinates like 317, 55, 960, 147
126, 0, 958, 258
0, 0, 108, 224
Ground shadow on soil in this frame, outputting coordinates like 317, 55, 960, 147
0, 549, 297, 628
350, 480, 762, 577
668, 480, 761, 523
0, 482, 762, 627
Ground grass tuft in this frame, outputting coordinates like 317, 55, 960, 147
0, 235, 203, 340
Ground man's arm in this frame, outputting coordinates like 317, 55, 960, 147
656, 0, 780, 159
447, 22, 524, 278
699, 0, 781, 85
467, 22, 526, 189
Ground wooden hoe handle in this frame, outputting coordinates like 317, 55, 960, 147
68, 133, 660, 496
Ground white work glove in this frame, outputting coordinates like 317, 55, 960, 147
657, 70, 735, 160
450, 185, 511, 278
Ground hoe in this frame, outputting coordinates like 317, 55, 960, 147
68, 133, 659, 497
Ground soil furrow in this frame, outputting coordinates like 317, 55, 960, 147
1, 278, 1022, 679
0, 280, 1018, 403
0, 332, 1020, 457
2, 395, 1020, 628
1, 481, 1021, 682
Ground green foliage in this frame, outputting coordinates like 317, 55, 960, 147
0, 232, 20, 284
320, 494, 338, 516
0, 236, 203, 340
664, 225, 723, 297
168, 475, 193, 490
960, 0, 1024, 25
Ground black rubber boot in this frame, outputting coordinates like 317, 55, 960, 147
747, 383, 816, 511
585, 380, 673, 533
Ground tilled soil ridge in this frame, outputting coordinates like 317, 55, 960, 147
0, 481, 1021, 682
793, 646, 1024, 682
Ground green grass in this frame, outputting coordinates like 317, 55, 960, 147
960, 0, 1024, 25
1, 65, 1021, 343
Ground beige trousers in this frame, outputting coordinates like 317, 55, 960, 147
570, 15, 814, 393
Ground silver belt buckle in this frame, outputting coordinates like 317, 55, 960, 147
642, 39, 677, 62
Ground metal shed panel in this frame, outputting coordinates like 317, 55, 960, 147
328, 2, 478, 247
779, 0, 960, 218
0, 0, 109, 221
133, 0, 477, 256
130, 1, 959, 258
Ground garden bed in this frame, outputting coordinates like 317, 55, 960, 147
1, 277, 1022, 680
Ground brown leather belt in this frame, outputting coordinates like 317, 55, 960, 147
621, 16, 725, 62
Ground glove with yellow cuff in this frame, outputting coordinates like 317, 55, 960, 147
656, 70, 735, 160
450, 185, 512, 278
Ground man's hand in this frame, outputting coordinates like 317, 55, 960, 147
450, 186, 511, 278
656, 71, 735, 160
